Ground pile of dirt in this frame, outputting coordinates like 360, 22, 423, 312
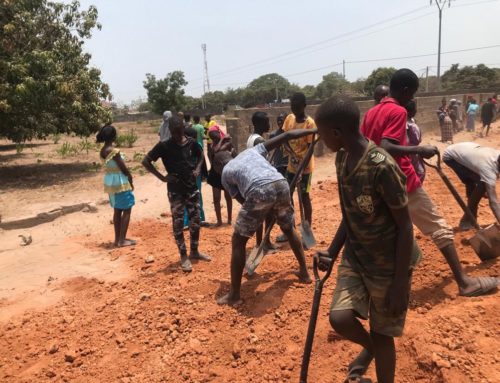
0, 173, 498, 383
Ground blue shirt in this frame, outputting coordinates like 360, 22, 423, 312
221, 144, 284, 199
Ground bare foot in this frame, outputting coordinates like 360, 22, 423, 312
117, 239, 136, 247
293, 270, 312, 284
217, 293, 243, 306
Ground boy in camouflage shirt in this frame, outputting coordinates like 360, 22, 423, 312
315, 96, 420, 383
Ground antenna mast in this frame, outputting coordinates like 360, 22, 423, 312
201, 44, 210, 94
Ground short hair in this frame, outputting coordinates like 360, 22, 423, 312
405, 100, 417, 116
205, 114, 212, 120
169, 115, 184, 131
193, 115, 200, 123
185, 127, 197, 140
251, 111, 268, 127
315, 95, 360, 132
184, 113, 191, 122
374, 85, 389, 102
390, 69, 419, 92
96, 124, 117, 143
277, 112, 288, 121
291, 92, 306, 105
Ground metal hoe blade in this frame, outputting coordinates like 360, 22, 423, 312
299, 221, 316, 250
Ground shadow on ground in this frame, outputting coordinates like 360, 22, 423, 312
0, 162, 99, 191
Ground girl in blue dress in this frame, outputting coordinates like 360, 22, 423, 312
97, 125, 136, 247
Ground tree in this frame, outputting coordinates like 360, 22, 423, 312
349, 78, 367, 96
0, 0, 111, 142
143, 71, 188, 114
315, 71, 349, 99
364, 67, 397, 96
301, 85, 317, 100
247, 73, 291, 104
202, 91, 226, 113
442, 64, 498, 90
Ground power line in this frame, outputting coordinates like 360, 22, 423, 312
189, 4, 431, 84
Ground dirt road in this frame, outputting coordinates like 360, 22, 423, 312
0, 126, 498, 382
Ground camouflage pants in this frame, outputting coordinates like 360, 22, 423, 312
168, 190, 201, 256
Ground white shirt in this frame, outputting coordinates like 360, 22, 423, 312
443, 142, 500, 186
246, 133, 263, 149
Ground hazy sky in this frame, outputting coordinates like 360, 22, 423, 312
76, 0, 500, 104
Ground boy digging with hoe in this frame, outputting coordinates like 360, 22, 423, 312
315, 95, 421, 383
216, 128, 317, 306
142, 116, 210, 272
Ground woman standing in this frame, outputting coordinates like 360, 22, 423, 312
466, 99, 479, 132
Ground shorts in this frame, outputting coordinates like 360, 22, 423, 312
207, 168, 223, 190
286, 172, 312, 194
330, 256, 412, 337
408, 187, 454, 249
109, 190, 135, 210
235, 180, 294, 238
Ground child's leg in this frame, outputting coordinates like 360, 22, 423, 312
113, 209, 122, 246
169, 193, 191, 270
224, 189, 232, 224
256, 224, 263, 246
212, 187, 222, 225
301, 174, 313, 224
371, 331, 395, 383
118, 208, 133, 246
283, 226, 311, 283
486, 123, 491, 136
197, 176, 206, 222
183, 207, 189, 227
186, 191, 210, 261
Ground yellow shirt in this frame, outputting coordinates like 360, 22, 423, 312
282, 114, 316, 174
204, 120, 216, 143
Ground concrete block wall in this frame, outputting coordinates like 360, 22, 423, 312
227, 92, 497, 155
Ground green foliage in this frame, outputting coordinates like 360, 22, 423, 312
0, 0, 112, 143
441, 64, 499, 90
78, 138, 99, 154
57, 142, 80, 157
116, 130, 138, 148
315, 72, 350, 99
202, 91, 226, 112
143, 71, 188, 114
133, 152, 145, 162
52, 133, 61, 144
247, 73, 293, 104
15, 143, 24, 154
364, 67, 397, 96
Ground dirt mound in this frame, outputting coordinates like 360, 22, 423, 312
0, 177, 498, 382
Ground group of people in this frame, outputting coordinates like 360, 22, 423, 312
437, 94, 498, 142
96, 68, 499, 383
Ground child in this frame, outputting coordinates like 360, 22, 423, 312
466, 99, 479, 132
277, 92, 316, 243
269, 112, 290, 177
183, 126, 206, 227
207, 127, 233, 226
216, 128, 316, 306
246, 111, 269, 148
315, 95, 420, 383
97, 125, 136, 247
158, 110, 172, 142
142, 116, 210, 272
192, 115, 205, 148
362, 68, 495, 297
480, 98, 495, 137
405, 100, 425, 183
443, 142, 500, 230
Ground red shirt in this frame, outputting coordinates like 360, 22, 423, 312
360, 97, 421, 193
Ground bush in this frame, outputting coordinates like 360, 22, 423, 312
79, 138, 99, 154
52, 134, 61, 144
133, 152, 145, 162
116, 129, 138, 148
57, 142, 79, 157
15, 143, 24, 154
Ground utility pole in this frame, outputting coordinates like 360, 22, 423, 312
274, 80, 279, 103
342, 60, 346, 79
201, 43, 210, 109
431, 0, 452, 90
425, 66, 429, 92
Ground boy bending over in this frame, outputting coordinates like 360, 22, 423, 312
315, 96, 420, 383
216, 128, 316, 306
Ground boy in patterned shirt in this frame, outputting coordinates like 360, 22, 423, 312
315, 95, 420, 383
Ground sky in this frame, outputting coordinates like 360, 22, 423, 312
75, 0, 500, 104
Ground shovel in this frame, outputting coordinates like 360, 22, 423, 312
299, 240, 342, 383
245, 138, 319, 275
297, 178, 316, 249
424, 153, 500, 261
